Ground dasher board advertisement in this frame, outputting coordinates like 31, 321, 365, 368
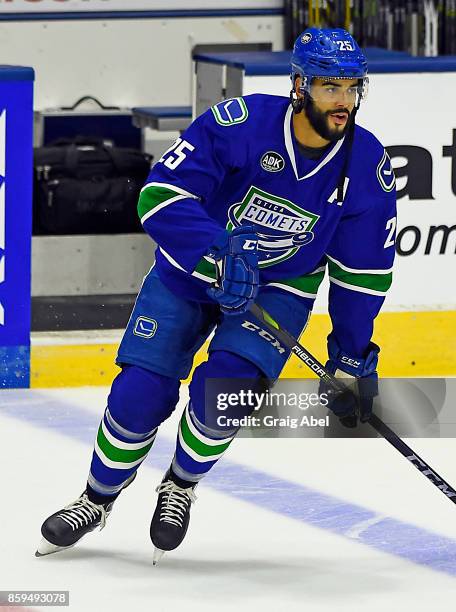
0, 68, 34, 388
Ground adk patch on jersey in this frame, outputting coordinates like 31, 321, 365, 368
227, 186, 319, 268
261, 151, 285, 173
377, 150, 396, 192
301, 32, 312, 44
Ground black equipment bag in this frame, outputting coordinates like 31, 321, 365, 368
33, 135, 153, 234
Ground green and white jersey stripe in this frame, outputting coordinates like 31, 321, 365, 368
327, 254, 393, 296
138, 182, 198, 224
160, 248, 218, 282
192, 256, 218, 282
266, 265, 326, 299
94, 419, 157, 470
178, 405, 235, 463
177, 256, 327, 294
159, 247, 187, 272
159, 247, 217, 283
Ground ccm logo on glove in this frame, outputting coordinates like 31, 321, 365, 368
243, 239, 258, 251
206, 226, 259, 315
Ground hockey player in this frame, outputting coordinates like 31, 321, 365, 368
37, 28, 396, 563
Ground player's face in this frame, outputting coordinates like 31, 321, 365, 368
301, 77, 359, 142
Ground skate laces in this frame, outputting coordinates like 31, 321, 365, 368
155, 481, 197, 528
57, 494, 109, 531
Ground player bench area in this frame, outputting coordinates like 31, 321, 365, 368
131, 106, 192, 163
131, 106, 192, 133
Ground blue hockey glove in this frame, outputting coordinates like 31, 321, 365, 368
206, 226, 259, 315
319, 334, 379, 428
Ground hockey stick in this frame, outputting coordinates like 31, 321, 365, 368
249, 302, 456, 504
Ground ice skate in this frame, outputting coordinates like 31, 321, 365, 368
36, 492, 114, 557
150, 474, 197, 565
36, 473, 136, 557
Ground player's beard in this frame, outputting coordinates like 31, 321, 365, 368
304, 97, 352, 143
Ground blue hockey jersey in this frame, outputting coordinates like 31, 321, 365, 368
137, 94, 396, 358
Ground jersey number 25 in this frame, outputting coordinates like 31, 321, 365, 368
159, 138, 195, 170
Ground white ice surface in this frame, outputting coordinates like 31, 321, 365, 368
1, 386, 456, 612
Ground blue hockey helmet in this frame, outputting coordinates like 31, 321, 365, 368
291, 28, 369, 104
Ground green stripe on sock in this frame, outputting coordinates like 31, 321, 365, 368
138, 185, 182, 220
96, 426, 154, 464
328, 259, 392, 292
180, 411, 232, 458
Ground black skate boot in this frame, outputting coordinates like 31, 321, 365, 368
36, 492, 114, 557
36, 473, 136, 557
150, 472, 197, 565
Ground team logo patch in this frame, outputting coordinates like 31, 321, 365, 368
261, 151, 285, 173
227, 186, 320, 268
211, 97, 248, 127
301, 33, 312, 44
133, 316, 158, 339
377, 150, 396, 192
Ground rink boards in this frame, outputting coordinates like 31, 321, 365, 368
30, 310, 456, 388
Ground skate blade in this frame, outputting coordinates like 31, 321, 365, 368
35, 537, 76, 557
152, 548, 165, 566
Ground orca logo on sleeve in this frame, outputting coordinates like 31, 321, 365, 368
211, 97, 248, 126
133, 316, 158, 339
377, 149, 396, 192
261, 151, 285, 173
